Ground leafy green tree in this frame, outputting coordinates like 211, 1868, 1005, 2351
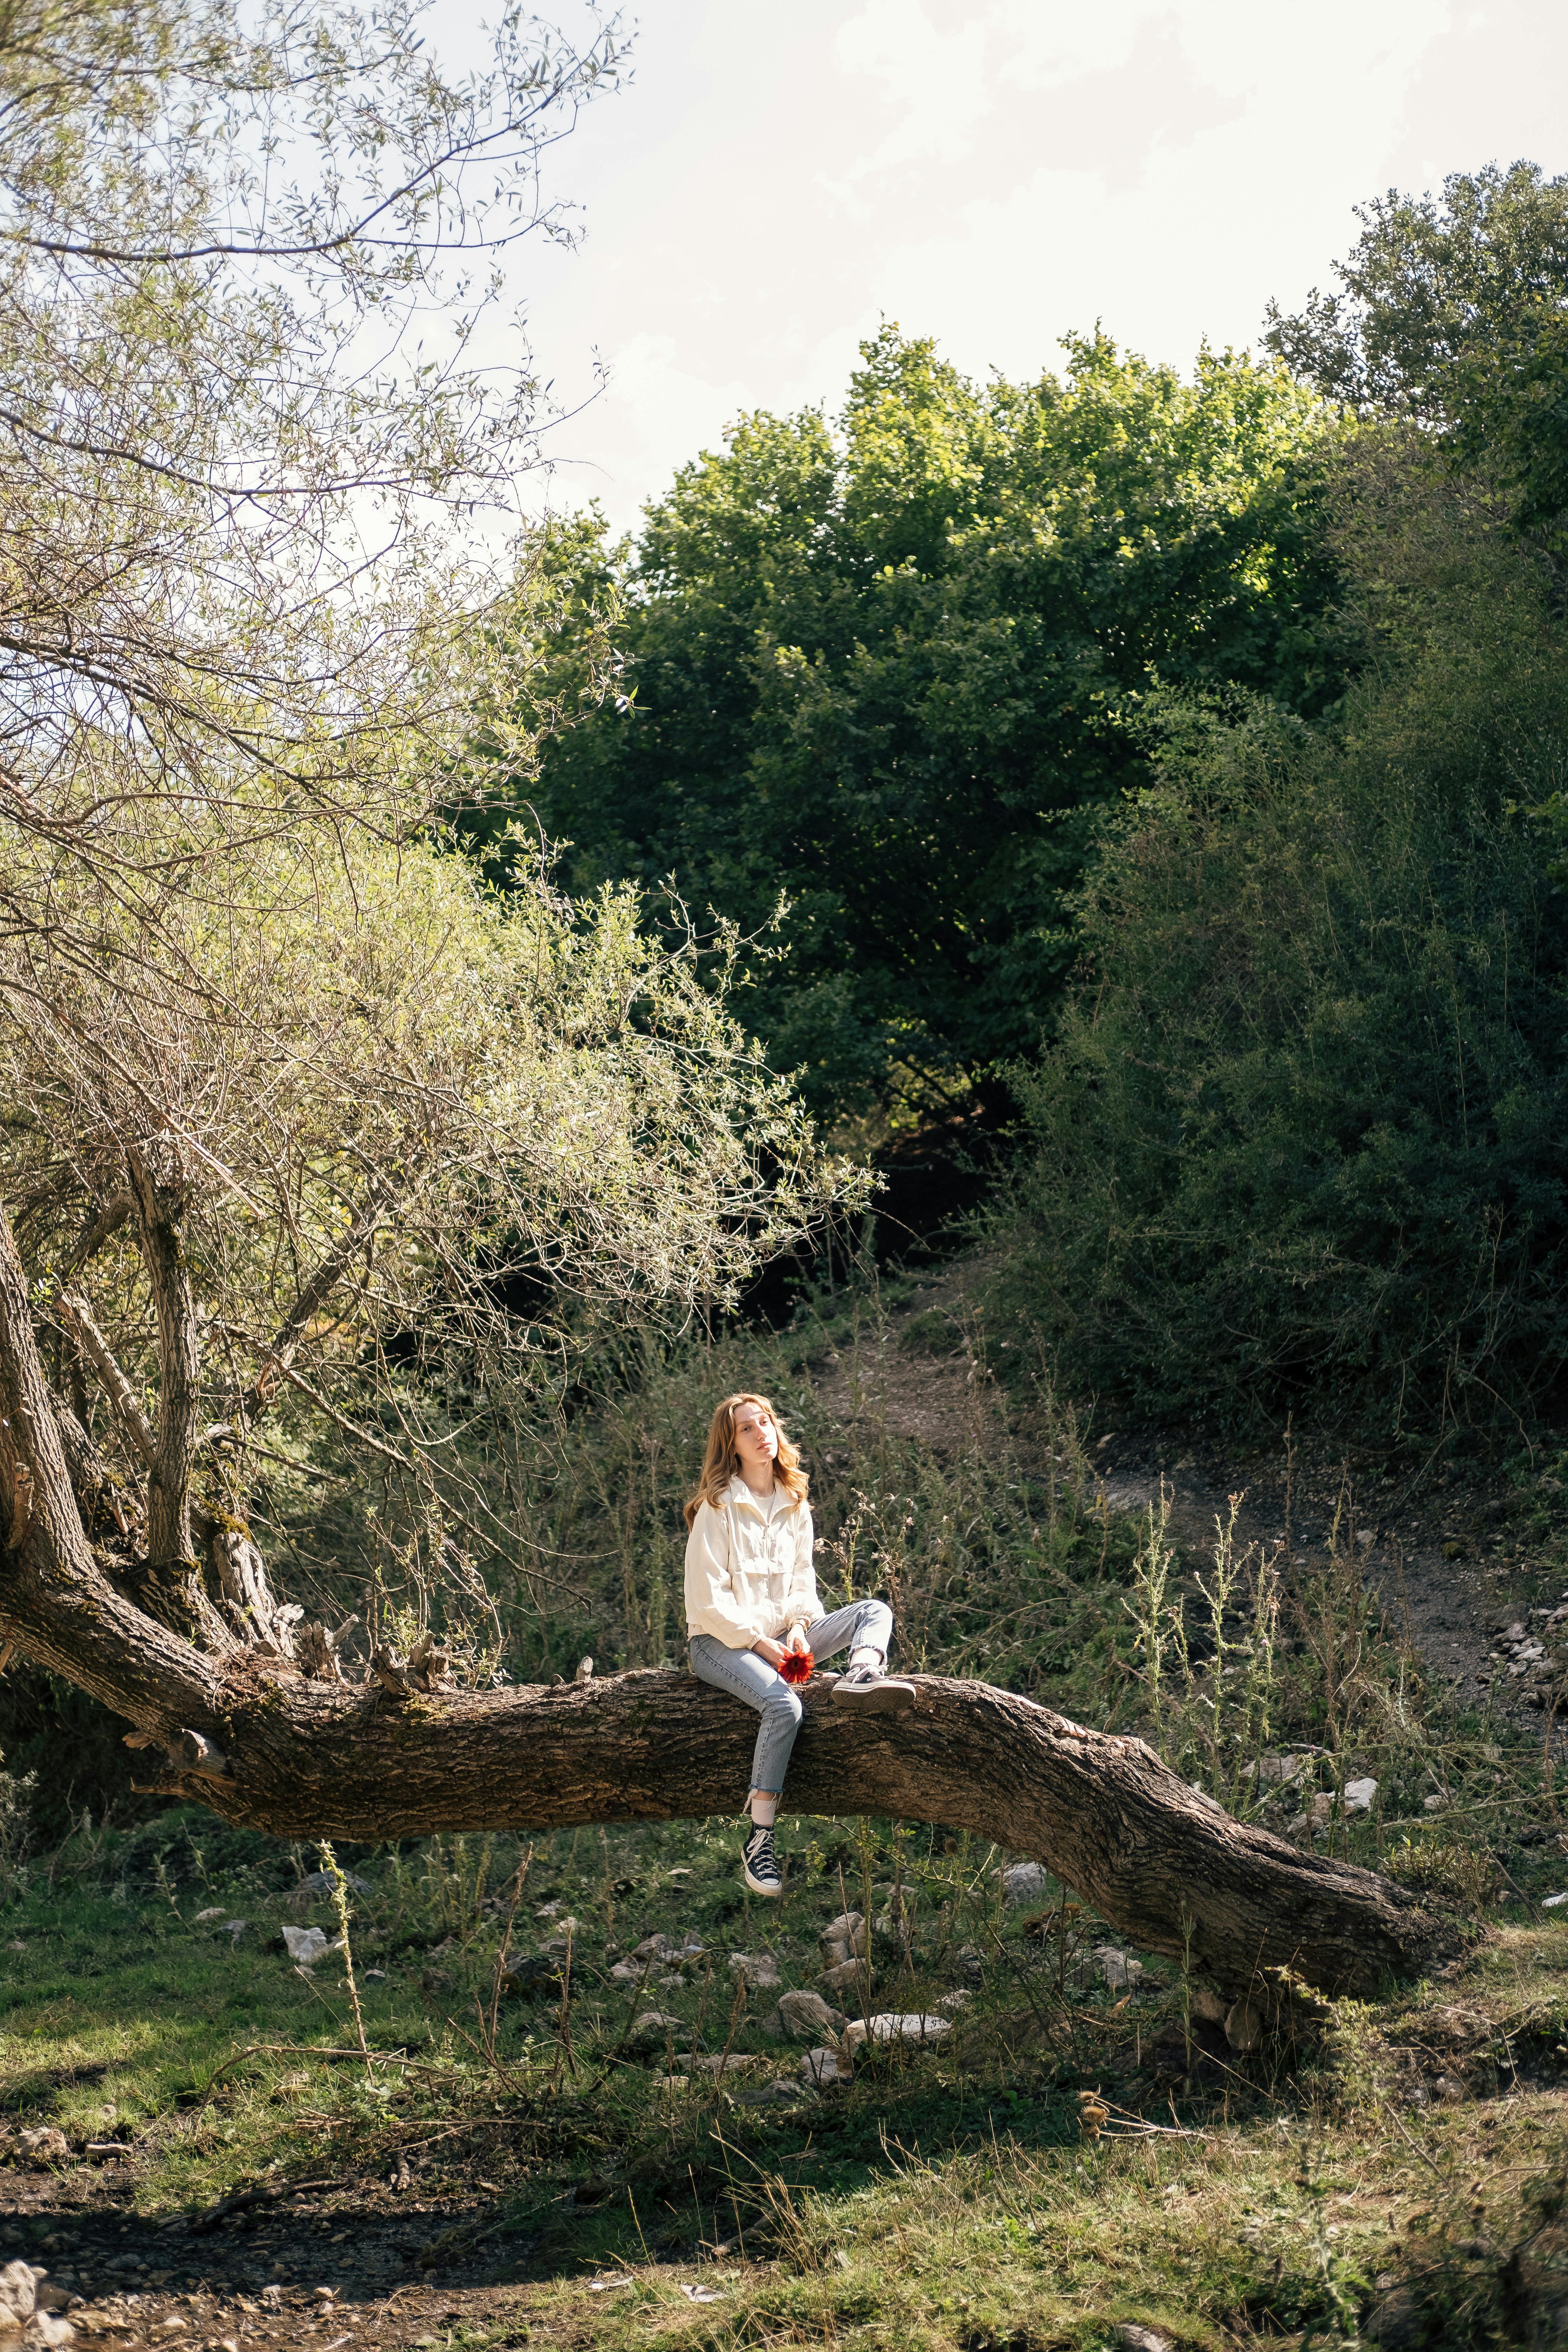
993, 439, 1568, 1439
1265, 161, 1568, 419
496, 329, 1350, 1130
1266, 161, 1568, 548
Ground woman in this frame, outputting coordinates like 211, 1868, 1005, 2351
684, 1390, 913, 1896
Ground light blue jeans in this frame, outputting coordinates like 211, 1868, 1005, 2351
688, 1597, 895, 1800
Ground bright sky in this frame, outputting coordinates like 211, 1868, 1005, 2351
513, 0, 1568, 532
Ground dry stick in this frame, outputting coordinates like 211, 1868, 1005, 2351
1389, 2102, 1445, 2182
550, 1923, 577, 2088
197, 2041, 437, 2112
486, 1842, 534, 2060
190, 2174, 340, 2232
715, 1968, 749, 2083
318, 1839, 372, 2079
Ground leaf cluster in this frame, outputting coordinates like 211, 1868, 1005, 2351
992, 437, 1568, 1439
484, 326, 1354, 1132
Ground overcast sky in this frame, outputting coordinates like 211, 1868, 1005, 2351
512, 0, 1568, 532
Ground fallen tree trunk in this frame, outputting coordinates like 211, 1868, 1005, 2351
0, 1197, 1467, 2001
200, 1669, 1469, 1995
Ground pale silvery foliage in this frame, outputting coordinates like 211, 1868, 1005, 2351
0, 0, 624, 894
0, 2, 858, 1649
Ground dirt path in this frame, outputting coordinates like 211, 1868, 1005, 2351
821, 1262, 1568, 1735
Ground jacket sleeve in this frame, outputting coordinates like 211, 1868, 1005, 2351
684, 1502, 764, 1648
786, 1503, 823, 1627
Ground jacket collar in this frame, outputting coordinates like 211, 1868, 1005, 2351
727, 1472, 791, 1516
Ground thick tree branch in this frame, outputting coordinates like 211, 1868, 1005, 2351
56, 1291, 155, 1465
237, 1177, 397, 1431
130, 1667, 1472, 2001
0, 1200, 220, 1730
0, 1207, 1467, 2005
63, 1189, 132, 1276
125, 1141, 201, 1571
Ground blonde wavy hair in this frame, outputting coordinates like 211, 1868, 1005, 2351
684, 1390, 809, 1529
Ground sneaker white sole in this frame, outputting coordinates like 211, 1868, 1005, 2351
743, 1863, 782, 1897
831, 1677, 917, 1715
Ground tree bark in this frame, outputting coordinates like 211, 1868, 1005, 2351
170, 1670, 1472, 1995
126, 1141, 201, 1577
0, 1200, 1468, 2002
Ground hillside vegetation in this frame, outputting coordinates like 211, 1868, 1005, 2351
5, 33, 1568, 2344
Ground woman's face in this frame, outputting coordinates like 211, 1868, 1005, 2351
731, 1399, 779, 1473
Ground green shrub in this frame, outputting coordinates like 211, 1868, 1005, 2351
994, 446, 1568, 1439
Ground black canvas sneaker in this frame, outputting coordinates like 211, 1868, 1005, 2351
831, 1661, 917, 1713
741, 1823, 782, 1897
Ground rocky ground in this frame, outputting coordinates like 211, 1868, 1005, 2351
830, 1264, 1568, 1748
6, 1260, 1568, 2349
0, 2167, 537, 2347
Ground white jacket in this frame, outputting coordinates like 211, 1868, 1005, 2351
684, 1475, 822, 1648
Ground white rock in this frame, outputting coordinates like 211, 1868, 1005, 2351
777, 1989, 847, 2040
799, 2048, 847, 2086
628, 2010, 683, 2045
819, 1911, 867, 1960
1343, 1778, 1378, 1813
728, 1951, 782, 1989
1542, 1891, 1568, 1908
25, 2313, 76, 2347
842, 2012, 952, 2050
17, 2128, 67, 2169
1093, 1945, 1144, 1990
1423, 1794, 1448, 1812
0, 2259, 38, 2323
193, 1906, 227, 1924
282, 1926, 341, 1965
934, 1988, 973, 2013
1000, 1862, 1050, 1907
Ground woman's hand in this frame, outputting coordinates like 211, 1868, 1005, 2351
785, 1623, 810, 1655
752, 1635, 789, 1669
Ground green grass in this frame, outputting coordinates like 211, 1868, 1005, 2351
1, 1805, 1566, 2346
4, 1294, 1568, 2343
